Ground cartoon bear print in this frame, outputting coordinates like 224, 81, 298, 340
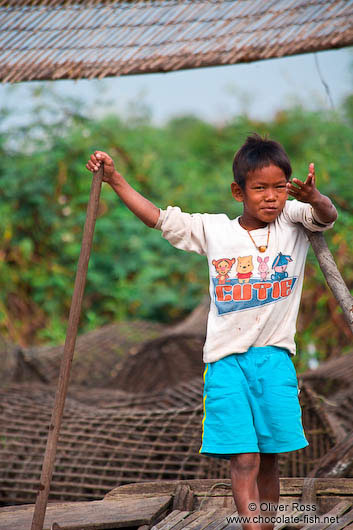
236, 255, 254, 283
212, 258, 236, 285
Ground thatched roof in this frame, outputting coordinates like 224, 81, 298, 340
0, 320, 165, 386
0, 306, 350, 506
309, 432, 353, 478
110, 333, 204, 392
0, 299, 208, 388
1, 0, 353, 83
0, 381, 229, 506
301, 350, 353, 396
68, 377, 204, 410
0, 379, 338, 506
301, 351, 353, 477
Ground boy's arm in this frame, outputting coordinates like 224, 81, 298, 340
86, 151, 160, 228
286, 162, 337, 224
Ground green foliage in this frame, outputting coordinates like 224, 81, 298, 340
0, 86, 352, 368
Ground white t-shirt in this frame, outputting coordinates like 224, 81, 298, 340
155, 200, 334, 362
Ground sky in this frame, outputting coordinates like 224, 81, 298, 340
1, 46, 352, 125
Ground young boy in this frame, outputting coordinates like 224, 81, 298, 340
86, 134, 337, 530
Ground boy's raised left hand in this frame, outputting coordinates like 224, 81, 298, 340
286, 162, 337, 223
286, 163, 321, 204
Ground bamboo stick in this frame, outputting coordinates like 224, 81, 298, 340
306, 230, 353, 334
31, 166, 103, 530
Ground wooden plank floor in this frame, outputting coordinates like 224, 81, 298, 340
0, 494, 172, 530
151, 508, 241, 530
2, 478, 353, 530
152, 502, 353, 530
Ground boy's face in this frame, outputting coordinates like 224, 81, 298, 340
231, 164, 288, 230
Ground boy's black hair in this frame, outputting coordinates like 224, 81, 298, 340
232, 133, 292, 189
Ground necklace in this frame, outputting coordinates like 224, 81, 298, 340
246, 225, 270, 253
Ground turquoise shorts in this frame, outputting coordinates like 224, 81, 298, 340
199, 346, 309, 458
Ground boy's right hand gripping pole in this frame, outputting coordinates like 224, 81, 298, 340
306, 230, 353, 334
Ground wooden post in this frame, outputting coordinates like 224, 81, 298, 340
31, 167, 104, 530
306, 230, 353, 334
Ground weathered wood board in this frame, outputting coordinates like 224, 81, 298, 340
3, 478, 353, 530
107, 478, 353, 530
107, 478, 353, 500
151, 508, 240, 530
107, 478, 353, 512
150, 504, 353, 530
0, 494, 171, 530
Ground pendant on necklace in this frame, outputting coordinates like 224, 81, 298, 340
239, 217, 270, 253
245, 224, 270, 253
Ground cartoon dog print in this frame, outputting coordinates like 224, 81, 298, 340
236, 255, 254, 283
271, 252, 293, 281
212, 258, 236, 284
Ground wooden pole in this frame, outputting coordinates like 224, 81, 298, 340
31, 167, 104, 530
306, 230, 353, 334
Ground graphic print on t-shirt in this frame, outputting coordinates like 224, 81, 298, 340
212, 252, 297, 315
212, 258, 236, 285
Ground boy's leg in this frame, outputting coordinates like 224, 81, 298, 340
230, 453, 261, 530
230, 453, 279, 530
257, 453, 280, 530
258, 453, 279, 503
